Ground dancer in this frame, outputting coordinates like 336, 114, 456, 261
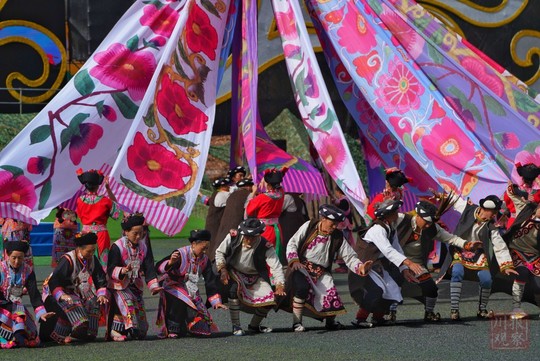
156, 229, 226, 338
215, 218, 286, 336
107, 213, 160, 341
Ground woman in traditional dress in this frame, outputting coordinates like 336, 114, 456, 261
107, 213, 160, 341
504, 162, 540, 228
51, 207, 79, 267
0, 241, 54, 348
366, 167, 410, 223
40, 232, 108, 344
1, 218, 33, 268
216, 218, 286, 336
76, 168, 120, 267
246, 168, 288, 263
503, 183, 540, 318
155, 229, 226, 338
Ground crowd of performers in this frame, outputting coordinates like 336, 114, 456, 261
1, 162, 540, 348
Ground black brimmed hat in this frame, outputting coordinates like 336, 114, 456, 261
479, 195, 502, 211
374, 199, 403, 219
236, 178, 254, 188
228, 166, 247, 178
212, 177, 231, 188
76, 168, 104, 187
318, 204, 346, 222
415, 201, 438, 223
238, 218, 266, 236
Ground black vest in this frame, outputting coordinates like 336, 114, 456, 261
396, 214, 437, 265
224, 235, 271, 284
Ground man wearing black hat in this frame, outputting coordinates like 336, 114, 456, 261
440, 194, 518, 320
284, 204, 372, 332
227, 166, 248, 192
155, 229, 226, 338
0, 241, 54, 347
212, 178, 254, 261
204, 177, 231, 261
215, 218, 286, 336
387, 200, 478, 322
349, 199, 425, 328
40, 232, 108, 344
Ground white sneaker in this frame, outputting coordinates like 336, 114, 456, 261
232, 326, 245, 336
293, 323, 305, 332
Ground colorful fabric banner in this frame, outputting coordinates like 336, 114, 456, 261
272, 0, 368, 214
308, 0, 510, 202
0, 0, 231, 235
381, 0, 540, 184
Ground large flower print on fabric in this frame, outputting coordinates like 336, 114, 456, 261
186, 4, 218, 61
337, 3, 377, 55
422, 117, 478, 176
127, 132, 192, 190
90, 43, 157, 101
0, 171, 37, 209
375, 56, 424, 114
156, 74, 208, 135
140, 3, 179, 38
316, 126, 347, 173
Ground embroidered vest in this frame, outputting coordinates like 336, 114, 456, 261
109, 237, 147, 291
297, 219, 344, 271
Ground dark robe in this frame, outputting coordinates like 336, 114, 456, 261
213, 188, 251, 260
279, 194, 309, 248
205, 191, 227, 262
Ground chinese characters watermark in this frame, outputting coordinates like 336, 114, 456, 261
490, 313, 529, 350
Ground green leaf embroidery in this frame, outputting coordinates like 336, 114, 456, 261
29, 125, 51, 145
0, 165, 24, 177
74, 70, 95, 96
120, 175, 160, 199
201, 0, 220, 18
524, 140, 540, 153
127, 35, 140, 52
483, 95, 506, 116
164, 129, 198, 148
165, 195, 186, 210
112, 92, 139, 119
143, 104, 156, 127
38, 180, 52, 210
96, 100, 105, 117
513, 90, 540, 113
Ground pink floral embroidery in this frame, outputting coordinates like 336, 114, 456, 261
306, 234, 330, 250
287, 251, 299, 260
90, 43, 156, 101
140, 4, 179, 38
321, 286, 343, 310
380, 7, 425, 60
26, 157, 47, 175
337, 3, 377, 55
375, 57, 424, 114
69, 123, 103, 165
0, 171, 37, 209
421, 117, 476, 176
274, 8, 297, 41
461, 57, 504, 97
185, 5, 218, 61
316, 126, 347, 173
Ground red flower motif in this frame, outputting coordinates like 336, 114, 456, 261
0, 171, 37, 209
185, 5, 218, 60
337, 3, 377, 55
421, 117, 476, 176
156, 75, 208, 135
127, 132, 192, 189
140, 4, 179, 38
353, 50, 381, 85
69, 123, 104, 165
274, 8, 297, 41
375, 57, 424, 114
90, 43, 156, 101
27, 157, 48, 175
102, 105, 117, 122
